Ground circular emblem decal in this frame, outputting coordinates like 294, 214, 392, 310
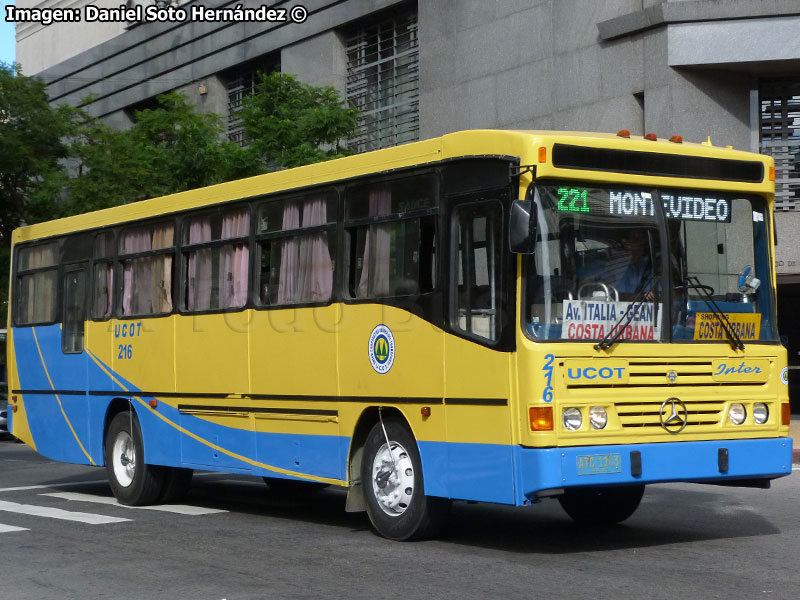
368, 324, 395, 374
781, 367, 789, 386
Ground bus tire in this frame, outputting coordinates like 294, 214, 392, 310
361, 418, 449, 541
558, 484, 644, 525
159, 467, 194, 503
104, 411, 165, 506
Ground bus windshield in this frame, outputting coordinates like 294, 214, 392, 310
524, 181, 778, 344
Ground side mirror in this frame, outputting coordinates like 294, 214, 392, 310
510, 200, 536, 254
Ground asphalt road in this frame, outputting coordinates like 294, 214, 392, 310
1, 437, 799, 600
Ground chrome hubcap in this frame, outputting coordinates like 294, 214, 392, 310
112, 431, 136, 488
371, 441, 414, 516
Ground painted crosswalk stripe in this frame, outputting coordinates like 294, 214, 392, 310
0, 500, 130, 524
0, 480, 109, 493
0, 523, 29, 533
42, 492, 228, 515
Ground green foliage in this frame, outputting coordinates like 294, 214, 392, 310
65, 91, 254, 212
239, 72, 359, 169
0, 66, 360, 322
0, 62, 80, 244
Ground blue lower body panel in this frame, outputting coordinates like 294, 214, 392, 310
512, 437, 793, 506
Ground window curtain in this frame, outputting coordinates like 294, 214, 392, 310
220, 211, 250, 308
95, 263, 113, 318
357, 187, 392, 297
26, 245, 57, 321
152, 225, 174, 313
277, 202, 301, 303
122, 229, 151, 315
297, 197, 333, 302
187, 218, 212, 311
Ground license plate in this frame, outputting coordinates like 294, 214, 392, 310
576, 453, 622, 475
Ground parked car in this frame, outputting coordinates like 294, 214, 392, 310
0, 398, 8, 438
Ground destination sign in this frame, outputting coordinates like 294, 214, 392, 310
541, 184, 732, 223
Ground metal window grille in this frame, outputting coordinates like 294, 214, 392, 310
760, 79, 800, 212
227, 67, 261, 146
346, 11, 419, 153
226, 57, 279, 146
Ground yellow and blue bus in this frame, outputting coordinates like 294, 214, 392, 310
7, 129, 792, 540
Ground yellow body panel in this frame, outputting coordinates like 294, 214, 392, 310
6, 130, 786, 495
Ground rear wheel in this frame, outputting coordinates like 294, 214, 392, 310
104, 411, 165, 505
361, 418, 449, 541
558, 485, 644, 525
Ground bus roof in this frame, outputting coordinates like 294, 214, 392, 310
12, 129, 773, 244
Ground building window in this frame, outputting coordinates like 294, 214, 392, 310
760, 79, 800, 212
346, 9, 419, 153
225, 56, 279, 146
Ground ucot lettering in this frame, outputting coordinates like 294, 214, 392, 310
567, 367, 626, 380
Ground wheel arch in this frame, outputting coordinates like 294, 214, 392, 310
345, 406, 413, 513
102, 398, 137, 465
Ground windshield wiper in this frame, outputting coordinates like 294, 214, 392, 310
682, 276, 744, 351
594, 276, 655, 351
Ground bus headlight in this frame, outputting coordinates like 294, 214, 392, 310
589, 406, 608, 430
753, 403, 769, 425
563, 408, 582, 431
728, 403, 746, 425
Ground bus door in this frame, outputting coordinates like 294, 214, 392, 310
444, 191, 515, 503
59, 262, 92, 454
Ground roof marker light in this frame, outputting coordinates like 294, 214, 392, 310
644, 133, 658, 141
669, 135, 683, 143
769, 167, 776, 182
616, 129, 631, 138
538, 146, 547, 163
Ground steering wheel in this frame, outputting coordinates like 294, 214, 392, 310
577, 282, 619, 302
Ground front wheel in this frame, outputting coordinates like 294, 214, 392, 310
558, 484, 644, 525
361, 418, 449, 541
104, 411, 165, 505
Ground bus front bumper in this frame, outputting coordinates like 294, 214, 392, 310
514, 437, 793, 506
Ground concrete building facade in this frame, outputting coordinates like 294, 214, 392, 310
14, 0, 800, 367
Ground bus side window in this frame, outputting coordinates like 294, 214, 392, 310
119, 222, 175, 316
345, 174, 438, 299
62, 268, 86, 353
452, 203, 502, 342
15, 242, 59, 325
256, 192, 337, 306
181, 208, 250, 312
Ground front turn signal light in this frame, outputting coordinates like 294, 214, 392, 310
781, 403, 791, 426
530, 407, 553, 431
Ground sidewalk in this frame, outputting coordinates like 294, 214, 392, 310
791, 416, 800, 465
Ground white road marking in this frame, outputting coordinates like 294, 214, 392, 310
0, 523, 29, 533
0, 480, 108, 493
0, 500, 130, 524
42, 492, 228, 515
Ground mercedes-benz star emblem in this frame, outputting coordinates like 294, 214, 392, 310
660, 397, 688, 433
